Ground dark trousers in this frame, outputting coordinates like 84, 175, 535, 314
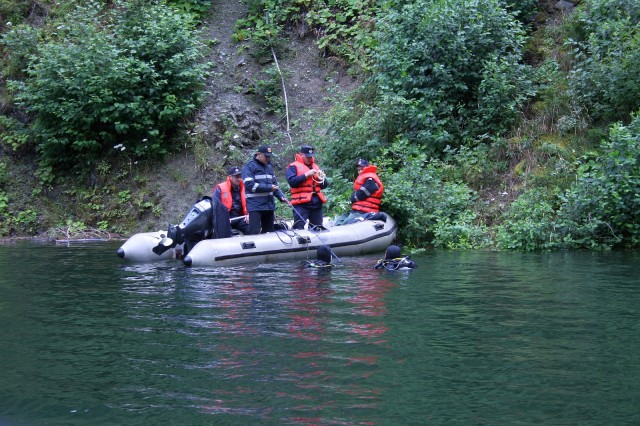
248, 210, 275, 234
291, 203, 323, 230
231, 217, 250, 234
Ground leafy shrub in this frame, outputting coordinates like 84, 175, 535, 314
495, 188, 562, 250
1, 24, 42, 79
497, 113, 640, 250
569, 0, 640, 123
374, 140, 488, 247
556, 113, 640, 248
235, 0, 379, 70
7, 0, 209, 171
374, 0, 534, 153
314, 91, 388, 177
504, 0, 540, 25
166, 0, 212, 18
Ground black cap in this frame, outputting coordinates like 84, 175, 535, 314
356, 158, 369, 167
300, 145, 315, 157
258, 145, 273, 157
227, 166, 241, 176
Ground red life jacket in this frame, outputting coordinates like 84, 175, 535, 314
352, 165, 384, 213
289, 154, 327, 205
215, 177, 247, 215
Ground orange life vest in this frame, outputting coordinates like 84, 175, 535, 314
215, 177, 247, 215
289, 154, 327, 205
352, 165, 384, 213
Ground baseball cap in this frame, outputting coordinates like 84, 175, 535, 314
300, 145, 315, 157
227, 166, 241, 176
356, 158, 369, 167
258, 145, 273, 157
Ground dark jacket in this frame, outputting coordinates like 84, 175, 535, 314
242, 156, 286, 212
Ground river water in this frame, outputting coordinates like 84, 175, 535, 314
0, 242, 639, 425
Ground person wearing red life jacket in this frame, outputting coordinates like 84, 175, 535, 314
285, 145, 328, 230
335, 158, 385, 225
212, 166, 250, 234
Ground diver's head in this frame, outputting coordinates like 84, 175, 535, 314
384, 245, 401, 260
316, 245, 332, 264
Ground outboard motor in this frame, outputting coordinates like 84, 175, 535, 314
153, 197, 214, 256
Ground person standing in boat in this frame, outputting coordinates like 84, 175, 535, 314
286, 145, 328, 230
335, 158, 385, 225
212, 166, 250, 235
242, 145, 289, 234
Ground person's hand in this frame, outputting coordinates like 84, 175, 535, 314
305, 170, 317, 178
272, 185, 279, 192
281, 198, 291, 206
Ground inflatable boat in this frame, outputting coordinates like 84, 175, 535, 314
117, 198, 397, 267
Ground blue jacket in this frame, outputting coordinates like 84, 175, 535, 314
242, 156, 286, 211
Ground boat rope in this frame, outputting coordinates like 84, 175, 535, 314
264, 11, 292, 145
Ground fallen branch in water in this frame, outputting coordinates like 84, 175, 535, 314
46, 226, 121, 243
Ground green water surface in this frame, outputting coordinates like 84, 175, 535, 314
1, 243, 639, 425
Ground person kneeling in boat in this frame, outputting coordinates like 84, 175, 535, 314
374, 245, 417, 270
335, 158, 385, 225
303, 245, 334, 269
212, 166, 250, 235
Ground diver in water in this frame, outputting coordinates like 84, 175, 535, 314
303, 245, 334, 269
374, 245, 418, 270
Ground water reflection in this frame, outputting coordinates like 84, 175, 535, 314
112, 257, 398, 423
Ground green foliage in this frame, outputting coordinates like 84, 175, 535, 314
0, 0, 31, 27
497, 113, 640, 250
165, 0, 212, 18
306, 0, 379, 70
6, 0, 210, 171
495, 188, 562, 250
557, 113, 640, 248
0, 161, 6, 186
235, 0, 379, 70
439, 143, 508, 189
0, 24, 42, 79
375, 140, 489, 248
503, 0, 540, 25
0, 115, 31, 153
314, 90, 387, 177
569, 0, 640, 123
374, 0, 533, 153
255, 64, 288, 114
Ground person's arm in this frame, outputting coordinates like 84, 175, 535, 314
350, 178, 379, 203
212, 185, 222, 203
286, 164, 306, 188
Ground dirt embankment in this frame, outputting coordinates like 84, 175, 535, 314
142, 1, 359, 233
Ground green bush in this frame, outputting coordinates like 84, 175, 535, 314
1, 24, 42, 79
7, 0, 209, 171
497, 113, 640, 250
374, 140, 488, 247
374, 0, 533, 154
569, 0, 640, 123
235, 0, 379, 70
495, 188, 562, 250
557, 112, 640, 248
